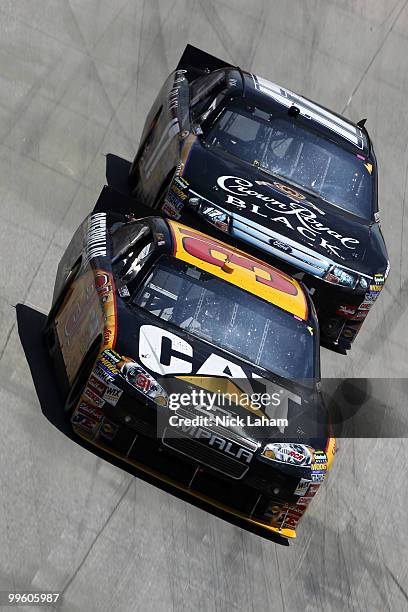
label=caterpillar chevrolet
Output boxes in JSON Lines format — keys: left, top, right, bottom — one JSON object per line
{"left": 43, "top": 188, "right": 335, "bottom": 541}
{"left": 128, "top": 44, "right": 389, "bottom": 353}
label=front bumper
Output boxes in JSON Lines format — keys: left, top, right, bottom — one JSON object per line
{"left": 71, "top": 396, "right": 305, "bottom": 539}
{"left": 74, "top": 424, "right": 297, "bottom": 539}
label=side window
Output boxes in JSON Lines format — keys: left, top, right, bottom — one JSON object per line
{"left": 217, "top": 110, "right": 260, "bottom": 142}
{"left": 110, "top": 222, "right": 155, "bottom": 286}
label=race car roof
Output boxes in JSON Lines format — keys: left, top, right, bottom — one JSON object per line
{"left": 176, "top": 44, "right": 371, "bottom": 155}
{"left": 244, "top": 73, "right": 369, "bottom": 154}
{"left": 168, "top": 221, "right": 308, "bottom": 320}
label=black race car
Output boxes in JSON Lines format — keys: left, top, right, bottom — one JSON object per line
{"left": 129, "top": 45, "right": 389, "bottom": 353}
{"left": 44, "top": 187, "right": 335, "bottom": 540}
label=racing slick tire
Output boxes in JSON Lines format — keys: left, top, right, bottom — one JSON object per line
{"left": 43, "top": 258, "right": 81, "bottom": 356}
{"left": 129, "top": 106, "right": 163, "bottom": 194}
{"left": 152, "top": 169, "right": 176, "bottom": 211}
{"left": 128, "top": 156, "right": 141, "bottom": 191}
{"left": 64, "top": 336, "right": 102, "bottom": 416}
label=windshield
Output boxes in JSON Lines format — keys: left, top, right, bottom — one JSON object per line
{"left": 132, "top": 256, "right": 316, "bottom": 381}
{"left": 205, "top": 105, "right": 374, "bottom": 219}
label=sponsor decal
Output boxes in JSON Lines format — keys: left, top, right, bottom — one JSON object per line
{"left": 77, "top": 400, "right": 103, "bottom": 420}
{"left": 162, "top": 201, "right": 181, "bottom": 219}
{"left": 103, "top": 384, "right": 123, "bottom": 406}
{"left": 350, "top": 310, "right": 368, "bottom": 321}
{"left": 311, "top": 471, "right": 326, "bottom": 482}
{"left": 359, "top": 302, "right": 372, "bottom": 310}
{"left": 102, "top": 349, "right": 121, "bottom": 365}
{"left": 83, "top": 385, "right": 105, "bottom": 408}
{"left": 364, "top": 290, "right": 381, "bottom": 303}
{"left": 88, "top": 374, "right": 107, "bottom": 397}
{"left": 168, "top": 71, "right": 186, "bottom": 114}
{"left": 119, "top": 358, "right": 168, "bottom": 407}
{"left": 137, "top": 323, "right": 299, "bottom": 427}
{"left": 99, "top": 418, "right": 119, "bottom": 441}
{"left": 162, "top": 176, "right": 190, "bottom": 220}
{"left": 271, "top": 239, "right": 292, "bottom": 253}
{"left": 263, "top": 442, "right": 313, "bottom": 466}
{"left": 305, "top": 484, "right": 321, "bottom": 496}
{"left": 281, "top": 503, "right": 307, "bottom": 528}
{"left": 336, "top": 304, "right": 356, "bottom": 318}
{"left": 312, "top": 462, "right": 327, "bottom": 471}
{"left": 313, "top": 451, "right": 327, "bottom": 464}
{"left": 297, "top": 496, "right": 313, "bottom": 506}
{"left": 200, "top": 205, "right": 230, "bottom": 232}
{"left": 216, "top": 176, "right": 359, "bottom": 259}
{"left": 369, "top": 284, "right": 383, "bottom": 292}
{"left": 374, "top": 273, "right": 385, "bottom": 284}
{"left": 71, "top": 412, "right": 100, "bottom": 434}
{"left": 164, "top": 426, "right": 254, "bottom": 464}
{"left": 272, "top": 182, "right": 306, "bottom": 201}
{"left": 134, "top": 372, "right": 152, "bottom": 391}
{"left": 95, "top": 271, "right": 117, "bottom": 350}
{"left": 294, "top": 478, "right": 310, "bottom": 496}
{"left": 94, "top": 362, "right": 116, "bottom": 384}
{"left": 85, "top": 213, "right": 107, "bottom": 262}
{"left": 118, "top": 285, "right": 130, "bottom": 298}
{"left": 98, "top": 356, "right": 119, "bottom": 375}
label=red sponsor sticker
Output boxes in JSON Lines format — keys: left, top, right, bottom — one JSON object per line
{"left": 350, "top": 310, "right": 368, "bottom": 321}
{"left": 135, "top": 373, "right": 152, "bottom": 392}
{"left": 77, "top": 400, "right": 103, "bottom": 420}
{"left": 336, "top": 304, "right": 356, "bottom": 318}
{"left": 71, "top": 412, "right": 100, "bottom": 434}
{"left": 306, "top": 484, "right": 321, "bottom": 496}
{"left": 297, "top": 496, "right": 313, "bottom": 506}
{"left": 88, "top": 374, "right": 107, "bottom": 397}
{"left": 83, "top": 385, "right": 105, "bottom": 408}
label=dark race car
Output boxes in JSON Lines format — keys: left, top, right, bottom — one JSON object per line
{"left": 128, "top": 45, "right": 389, "bottom": 354}
{"left": 44, "top": 188, "right": 335, "bottom": 541}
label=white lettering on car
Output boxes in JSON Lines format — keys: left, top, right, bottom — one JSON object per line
{"left": 217, "top": 175, "right": 359, "bottom": 257}
{"left": 137, "top": 325, "right": 303, "bottom": 431}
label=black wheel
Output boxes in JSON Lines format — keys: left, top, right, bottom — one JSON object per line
{"left": 153, "top": 169, "right": 177, "bottom": 212}
{"left": 152, "top": 183, "right": 168, "bottom": 211}
{"left": 129, "top": 107, "right": 163, "bottom": 195}
{"left": 128, "top": 156, "right": 141, "bottom": 191}
{"left": 64, "top": 336, "right": 102, "bottom": 416}
{"left": 43, "top": 259, "right": 81, "bottom": 350}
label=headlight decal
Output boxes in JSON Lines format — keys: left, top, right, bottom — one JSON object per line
{"left": 199, "top": 204, "right": 231, "bottom": 232}
{"left": 261, "top": 442, "right": 314, "bottom": 466}
{"left": 119, "top": 358, "right": 168, "bottom": 407}
{"left": 324, "top": 265, "right": 357, "bottom": 288}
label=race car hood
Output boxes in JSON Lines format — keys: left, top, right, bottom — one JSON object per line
{"left": 182, "top": 140, "right": 379, "bottom": 273}
{"left": 114, "top": 306, "right": 328, "bottom": 449}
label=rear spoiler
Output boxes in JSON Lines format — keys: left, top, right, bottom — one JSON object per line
{"left": 176, "top": 44, "right": 233, "bottom": 79}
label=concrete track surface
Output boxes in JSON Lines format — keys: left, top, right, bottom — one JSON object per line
{"left": 0, "top": 1, "right": 407, "bottom": 611}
